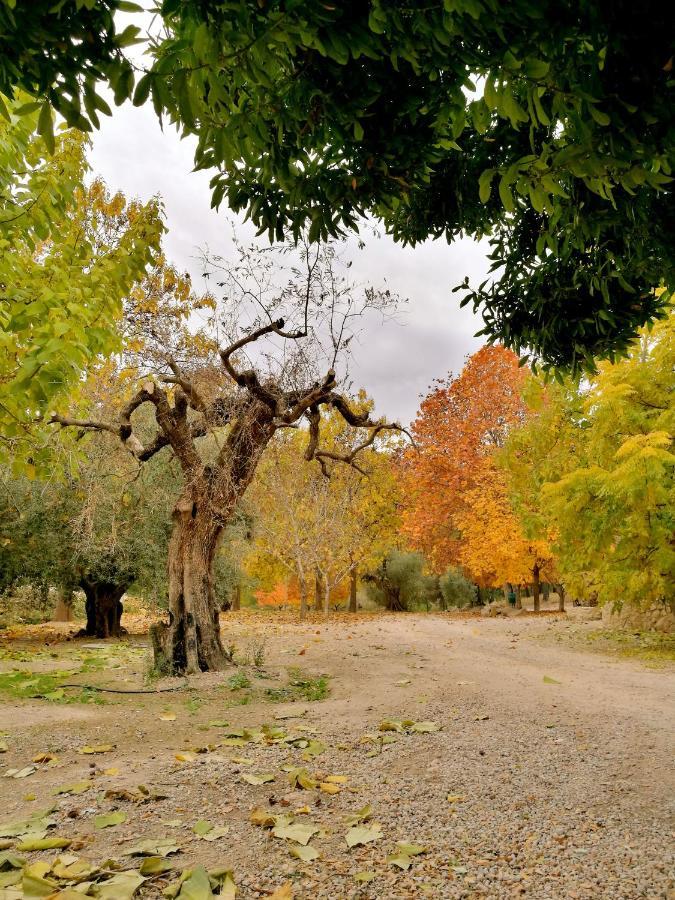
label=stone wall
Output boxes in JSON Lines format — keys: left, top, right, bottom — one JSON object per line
{"left": 601, "top": 601, "right": 675, "bottom": 634}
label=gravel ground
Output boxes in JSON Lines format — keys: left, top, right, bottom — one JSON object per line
{"left": 0, "top": 611, "right": 672, "bottom": 899}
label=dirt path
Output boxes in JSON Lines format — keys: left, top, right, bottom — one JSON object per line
{"left": 0, "top": 612, "right": 672, "bottom": 899}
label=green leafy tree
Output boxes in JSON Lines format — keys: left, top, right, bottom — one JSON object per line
{"left": 1, "top": 3, "right": 672, "bottom": 368}
{"left": 0, "top": 97, "right": 162, "bottom": 457}
{"left": 542, "top": 313, "right": 674, "bottom": 607}
{"left": 439, "top": 567, "right": 476, "bottom": 609}
{"left": 365, "top": 551, "right": 438, "bottom": 612}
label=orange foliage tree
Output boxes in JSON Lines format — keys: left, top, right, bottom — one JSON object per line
{"left": 401, "top": 345, "right": 527, "bottom": 572}
{"left": 454, "top": 460, "right": 556, "bottom": 607}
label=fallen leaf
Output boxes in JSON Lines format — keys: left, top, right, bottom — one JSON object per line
{"left": 192, "top": 820, "right": 213, "bottom": 836}
{"left": 287, "top": 768, "right": 316, "bottom": 790}
{"left": 159, "top": 712, "right": 177, "bottom": 721}
{"left": 249, "top": 808, "right": 276, "bottom": 828}
{"left": 394, "top": 679, "right": 412, "bottom": 686}
{"left": 272, "top": 821, "right": 320, "bottom": 846}
{"left": 79, "top": 744, "right": 114, "bottom": 754}
{"left": 139, "top": 856, "right": 174, "bottom": 876}
{"left": 103, "top": 768, "right": 120, "bottom": 776}
{"left": 345, "top": 804, "right": 372, "bottom": 826}
{"left": 15, "top": 836, "right": 71, "bottom": 851}
{"left": 201, "top": 825, "right": 229, "bottom": 842}
{"left": 3, "top": 766, "right": 36, "bottom": 779}
{"left": 354, "top": 870, "right": 376, "bottom": 883}
{"left": 240, "top": 772, "right": 275, "bottom": 786}
{"left": 345, "top": 823, "right": 382, "bottom": 848}
{"left": 96, "top": 871, "right": 144, "bottom": 900}
{"left": 446, "top": 794, "right": 465, "bottom": 803}
{"left": 325, "top": 774, "right": 348, "bottom": 784}
{"left": 125, "top": 837, "right": 180, "bottom": 857}
{"left": 95, "top": 811, "right": 127, "bottom": 829}
{"left": 289, "top": 844, "right": 320, "bottom": 862}
{"left": 318, "top": 782, "right": 340, "bottom": 794}
{"left": 176, "top": 864, "right": 214, "bottom": 899}
{"left": 543, "top": 675, "right": 561, "bottom": 684}
{"left": 174, "top": 752, "right": 197, "bottom": 763}
{"left": 269, "top": 884, "right": 293, "bottom": 899}
{"left": 410, "top": 721, "right": 440, "bottom": 733}
{"left": 0, "top": 742, "right": 7, "bottom": 753}
{"left": 31, "top": 753, "right": 57, "bottom": 764}
{"left": 53, "top": 781, "right": 92, "bottom": 796}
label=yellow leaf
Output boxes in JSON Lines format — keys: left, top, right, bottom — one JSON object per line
{"left": 80, "top": 744, "right": 114, "bottom": 754}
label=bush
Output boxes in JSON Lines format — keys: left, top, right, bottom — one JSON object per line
{"left": 439, "top": 568, "right": 476, "bottom": 608}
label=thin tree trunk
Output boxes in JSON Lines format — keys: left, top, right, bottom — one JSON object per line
{"left": 515, "top": 585, "right": 522, "bottom": 609}
{"left": 297, "top": 564, "right": 308, "bottom": 620}
{"left": 314, "top": 568, "right": 322, "bottom": 612}
{"left": 349, "top": 567, "right": 358, "bottom": 612}
{"left": 323, "top": 571, "right": 330, "bottom": 615}
{"left": 232, "top": 583, "right": 241, "bottom": 611}
{"left": 557, "top": 582, "right": 566, "bottom": 612}
{"left": 532, "top": 563, "right": 541, "bottom": 612}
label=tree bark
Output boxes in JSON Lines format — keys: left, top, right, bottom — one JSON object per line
{"left": 557, "top": 582, "right": 566, "bottom": 612}
{"left": 314, "top": 568, "right": 322, "bottom": 612}
{"left": 232, "top": 583, "right": 241, "bottom": 611}
{"left": 79, "top": 580, "right": 127, "bottom": 638}
{"left": 53, "top": 587, "right": 74, "bottom": 622}
{"left": 349, "top": 567, "right": 358, "bottom": 612}
{"left": 532, "top": 563, "right": 541, "bottom": 612}
{"left": 297, "top": 567, "right": 308, "bottom": 620}
{"left": 515, "top": 585, "right": 522, "bottom": 609}
{"left": 323, "top": 571, "right": 330, "bottom": 615}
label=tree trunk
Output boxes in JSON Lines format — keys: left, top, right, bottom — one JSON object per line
{"left": 297, "top": 568, "right": 308, "bottom": 620}
{"left": 557, "top": 582, "right": 566, "bottom": 612}
{"left": 53, "top": 586, "right": 74, "bottom": 622}
{"left": 543, "top": 582, "right": 550, "bottom": 604}
{"left": 515, "top": 584, "right": 522, "bottom": 609}
{"left": 79, "top": 580, "right": 127, "bottom": 638}
{"left": 323, "top": 571, "right": 330, "bottom": 615}
{"left": 232, "top": 583, "right": 241, "bottom": 611}
{"left": 532, "top": 563, "right": 541, "bottom": 612}
{"left": 151, "top": 500, "right": 225, "bottom": 675}
{"left": 314, "top": 569, "right": 322, "bottom": 612}
{"left": 349, "top": 567, "right": 358, "bottom": 612}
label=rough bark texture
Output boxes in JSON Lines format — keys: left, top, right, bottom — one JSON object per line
{"left": 53, "top": 587, "right": 74, "bottom": 622}
{"left": 79, "top": 580, "right": 127, "bottom": 638}
{"left": 349, "top": 567, "right": 358, "bottom": 612}
{"left": 232, "top": 584, "right": 241, "bottom": 611}
{"left": 151, "top": 404, "right": 275, "bottom": 674}
{"left": 515, "top": 585, "right": 522, "bottom": 610}
{"left": 314, "top": 569, "right": 322, "bottom": 612}
{"left": 557, "top": 582, "right": 566, "bottom": 612}
{"left": 532, "top": 564, "right": 541, "bottom": 612}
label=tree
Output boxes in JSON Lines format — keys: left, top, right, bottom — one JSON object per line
{"left": 401, "top": 345, "right": 527, "bottom": 570}
{"left": 454, "top": 459, "right": 556, "bottom": 607}
{"left": 0, "top": 431, "right": 177, "bottom": 637}
{"left": 245, "top": 399, "right": 402, "bottom": 616}
{"left": 0, "top": 99, "right": 162, "bottom": 455}
{"left": 364, "top": 551, "right": 438, "bottom": 612}
{"left": 541, "top": 314, "right": 674, "bottom": 607}
{"left": 439, "top": 567, "right": 476, "bottom": 609}
{"left": 2, "top": 4, "right": 673, "bottom": 368}
{"left": 51, "top": 240, "right": 405, "bottom": 673}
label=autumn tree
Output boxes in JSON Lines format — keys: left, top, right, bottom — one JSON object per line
{"left": 51, "top": 240, "right": 404, "bottom": 673}
{"left": 402, "top": 345, "right": 527, "bottom": 571}
{"left": 246, "top": 399, "right": 402, "bottom": 616}
{"left": 454, "top": 459, "right": 556, "bottom": 609}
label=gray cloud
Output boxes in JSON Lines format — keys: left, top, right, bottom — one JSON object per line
{"left": 89, "top": 103, "right": 488, "bottom": 425}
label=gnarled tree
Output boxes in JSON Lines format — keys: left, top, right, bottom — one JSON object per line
{"left": 52, "top": 240, "right": 403, "bottom": 673}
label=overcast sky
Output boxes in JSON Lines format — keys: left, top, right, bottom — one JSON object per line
{"left": 88, "top": 102, "right": 489, "bottom": 426}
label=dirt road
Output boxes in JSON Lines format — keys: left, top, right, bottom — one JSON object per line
{"left": 0, "top": 611, "right": 672, "bottom": 899}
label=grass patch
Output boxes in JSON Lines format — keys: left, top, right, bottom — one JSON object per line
{"left": 227, "top": 672, "right": 251, "bottom": 691}
{"left": 582, "top": 629, "right": 675, "bottom": 665}
{"left": 0, "top": 670, "right": 106, "bottom": 704}
{"left": 266, "top": 667, "right": 330, "bottom": 703}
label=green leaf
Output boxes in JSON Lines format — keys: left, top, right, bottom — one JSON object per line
{"left": 588, "top": 104, "right": 611, "bottom": 126}
{"left": 498, "top": 177, "right": 515, "bottom": 212}
{"left": 192, "top": 820, "right": 213, "bottom": 836}
{"left": 543, "top": 675, "right": 561, "bottom": 684}
{"left": 37, "top": 102, "right": 54, "bottom": 154}
{"left": 139, "top": 856, "right": 174, "bottom": 876}
{"left": 176, "top": 865, "right": 214, "bottom": 899}
{"left": 133, "top": 73, "right": 153, "bottom": 107}
{"left": 478, "top": 168, "right": 495, "bottom": 203}
{"left": 95, "top": 811, "right": 127, "bottom": 829}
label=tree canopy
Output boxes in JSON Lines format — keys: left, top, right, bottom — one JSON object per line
{"left": 1, "top": 1, "right": 673, "bottom": 370}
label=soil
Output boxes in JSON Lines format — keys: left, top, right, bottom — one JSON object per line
{"left": 0, "top": 610, "right": 672, "bottom": 899}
